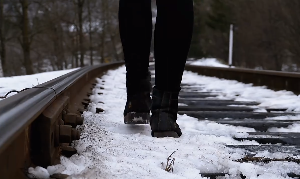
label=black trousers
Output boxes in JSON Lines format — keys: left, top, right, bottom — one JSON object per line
{"left": 119, "top": 0, "right": 194, "bottom": 94}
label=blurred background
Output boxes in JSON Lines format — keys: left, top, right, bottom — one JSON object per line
{"left": 0, "top": 0, "right": 299, "bottom": 77}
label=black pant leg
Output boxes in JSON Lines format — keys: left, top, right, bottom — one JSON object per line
{"left": 154, "top": 0, "right": 194, "bottom": 91}
{"left": 119, "top": 0, "right": 152, "bottom": 95}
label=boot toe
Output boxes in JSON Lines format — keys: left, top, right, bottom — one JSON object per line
{"left": 150, "top": 111, "right": 182, "bottom": 138}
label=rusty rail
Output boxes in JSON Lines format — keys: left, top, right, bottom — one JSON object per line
{"left": 0, "top": 62, "right": 124, "bottom": 178}
{"left": 185, "top": 65, "right": 300, "bottom": 94}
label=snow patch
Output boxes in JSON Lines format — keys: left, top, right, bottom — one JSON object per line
{"left": 189, "top": 58, "right": 230, "bottom": 68}
{"left": 0, "top": 68, "right": 78, "bottom": 99}
{"left": 28, "top": 167, "right": 50, "bottom": 179}
{"left": 182, "top": 70, "right": 300, "bottom": 112}
{"left": 268, "top": 123, "right": 300, "bottom": 132}
{"left": 132, "top": 117, "right": 144, "bottom": 122}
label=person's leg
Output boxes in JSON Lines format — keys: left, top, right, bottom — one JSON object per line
{"left": 119, "top": 0, "right": 153, "bottom": 124}
{"left": 151, "top": 0, "right": 194, "bottom": 137}
{"left": 154, "top": 0, "right": 194, "bottom": 91}
{"left": 119, "top": 0, "right": 152, "bottom": 93}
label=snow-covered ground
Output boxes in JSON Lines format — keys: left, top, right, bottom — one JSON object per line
{"left": 2, "top": 66, "right": 300, "bottom": 178}
{"left": 25, "top": 66, "right": 300, "bottom": 179}
{"left": 0, "top": 68, "right": 77, "bottom": 99}
{"left": 188, "top": 58, "right": 230, "bottom": 68}
{"left": 182, "top": 71, "right": 300, "bottom": 112}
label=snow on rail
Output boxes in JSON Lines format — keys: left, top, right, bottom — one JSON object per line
{"left": 188, "top": 58, "right": 230, "bottom": 68}
{"left": 0, "top": 69, "right": 77, "bottom": 99}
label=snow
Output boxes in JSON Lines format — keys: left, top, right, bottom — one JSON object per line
{"left": 181, "top": 71, "right": 300, "bottom": 112}
{"left": 132, "top": 117, "right": 144, "bottom": 122}
{"left": 266, "top": 115, "right": 300, "bottom": 121}
{"left": 178, "top": 103, "right": 188, "bottom": 106}
{"left": 0, "top": 68, "right": 77, "bottom": 99}
{"left": 0, "top": 65, "right": 298, "bottom": 178}
{"left": 188, "top": 58, "right": 230, "bottom": 68}
{"left": 268, "top": 123, "right": 300, "bottom": 132}
{"left": 24, "top": 66, "right": 300, "bottom": 178}
{"left": 27, "top": 167, "right": 50, "bottom": 179}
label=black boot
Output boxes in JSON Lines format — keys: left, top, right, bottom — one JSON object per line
{"left": 124, "top": 72, "right": 152, "bottom": 124}
{"left": 150, "top": 87, "right": 182, "bottom": 138}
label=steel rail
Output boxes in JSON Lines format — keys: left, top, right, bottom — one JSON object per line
{"left": 181, "top": 64, "right": 300, "bottom": 178}
{"left": 0, "top": 62, "right": 124, "bottom": 178}
{"left": 0, "top": 69, "right": 80, "bottom": 155}
{"left": 185, "top": 65, "right": 300, "bottom": 94}
{"left": 0, "top": 62, "right": 124, "bottom": 149}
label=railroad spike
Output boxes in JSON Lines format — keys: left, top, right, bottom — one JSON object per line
{"left": 78, "top": 108, "right": 85, "bottom": 114}
{"left": 63, "top": 113, "right": 84, "bottom": 127}
{"left": 59, "top": 125, "right": 80, "bottom": 143}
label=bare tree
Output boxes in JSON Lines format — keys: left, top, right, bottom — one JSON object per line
{"left": 87, "top": 0, "right": 94, "bottom": 65}
{"left": 0, "top": 0, "right": 6, "bottom": 76}
{"left": 74, "top": 0, "right": 85, "bottom": 67}
{"left": 19, "top": 0, "right": 33, "bottom": 74}
{"left": 0, "top": 0, "right": 122, "bottom": 76}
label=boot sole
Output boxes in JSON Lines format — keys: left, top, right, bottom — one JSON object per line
{"left": 124, "top": 112, "right": 150, "bottom": 124}
{"left": 152, "top": 131, "right": 179, "bottom": 138}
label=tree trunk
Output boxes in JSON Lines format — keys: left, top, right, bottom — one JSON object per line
{"left": 75, "top": 50, "right": 79, "bottom": 67}
{"left": 53, "top": 25, "right": 66, "bottom": 70}
{"left": 72, "top": 26, "right": 79, "bottom": 68}
{"left": 108, "top": 19, "right": 119, "bottom": 61}
{"left": 20, "top": 0, "right": 33, "bottom": 75}
{"left": 110, "top": 33, "right": 119, "bottom": 61}
{"left": 53, "top": 27, "right": 61, "bottom": 70}
{"left": 78, "top": 0, "right": 85, "bottom": 67}
{"left": 100, "top": 30, "right": 105, "bottom": 63}
{"left": 59, "top": 29, "right": 66, "bottom": 69}
{"left": 88, "top": 0, "right": 93, "bottom": 65}
{"left": 100, "top": 0, "right": 106, "bottom": 63}
{"left": 0, "top": 0, "right": 7, "bottom": 76}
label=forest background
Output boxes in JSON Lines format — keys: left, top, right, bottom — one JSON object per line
{"left": 0, "top": 0, "right": 299, "bottom": 77}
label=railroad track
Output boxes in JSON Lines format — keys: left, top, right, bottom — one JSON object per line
{"left": 175, "top": 82, "right": 300, "bottom": 178}
{"left": 154, "top": 65, "right": 300, "bottom": 178}
{"left": 1, "top": 62, "right": 300, "bottom": 178}
{"left": 0, "top": 62, "right": 124, "bottom": 178}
